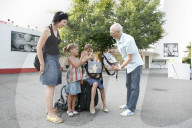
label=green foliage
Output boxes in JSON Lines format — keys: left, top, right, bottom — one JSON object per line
{"left": 183, "top": 42, "right": 191, "bottom": 65}
{"left": 116, "top": 0, "right": 165, "bottom": 49}
{"left": 59, "top": 0, "right": 116, "bottom": 54}
{"left": 59, "top": 0, "right": 165, "bottom": 55}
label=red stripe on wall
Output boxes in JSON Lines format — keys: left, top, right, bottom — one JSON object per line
{"left": 0, "top": 21, "right": 7, "bottom": 24}
{"left": 0, "top": 67, "right": 64, "bottom": 74}
{"left": 0, "top": 68, "right": 38, "bottom": 74}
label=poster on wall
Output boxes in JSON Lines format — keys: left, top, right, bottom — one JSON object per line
{"left": 164, "top": 43, "right": 179, "bottom": 57}
{"left": 11, "top": 31, "right": 40, "bottom": 53}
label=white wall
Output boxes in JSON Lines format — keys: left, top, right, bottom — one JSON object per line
{"left": 59, "top": 56, "right": 68, "bottom": 70}
{"left": 153, "top": 0, "right": 192, "bottom": 64}
{"left": 0, "top": 23, "right": 41, "bottom": 69}
{"left": 169, "top": 63, "right": 190, "bottom": 80}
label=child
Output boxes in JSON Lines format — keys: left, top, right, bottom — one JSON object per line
{"left": 64, "top": 43, "right": 86, "bottom": 117}
{"left": 83, "top": 44, "right": 109, "bottom": 114}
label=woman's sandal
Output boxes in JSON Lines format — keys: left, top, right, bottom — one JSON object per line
{"left": 46, "top": 115, "right": 64, "bottom": 123}
{"left": 46, "top": 108, "right": 58, "bottom": 114}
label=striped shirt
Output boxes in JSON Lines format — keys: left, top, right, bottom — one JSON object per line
{"left": 66, "top": 57, "right": 82, "bottom": 82}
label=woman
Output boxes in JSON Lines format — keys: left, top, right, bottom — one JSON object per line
{"left": 37, "top": 11, "right": 68, "bottom": 123}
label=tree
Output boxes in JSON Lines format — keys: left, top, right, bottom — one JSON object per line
{"left": 59, "top": 0, "right": 90, "bottom": 53}
{"left": 116, "top": 0, "right": 165, "bottom": 49}
{"left": 59, "top": 0, "right": 165, "bottom": 55}
{"left": 183, "top": 42, "right": 191, "bottom": 66}
{"left": 59, "top": 0, "right": 116, "bottom": 54}
{"left": 88, "top": 0, "right": 116, "bottom": 53}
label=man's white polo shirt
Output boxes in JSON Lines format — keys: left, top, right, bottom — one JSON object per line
{"left": 116, "top": 33, "right": 143, "bottom": 73}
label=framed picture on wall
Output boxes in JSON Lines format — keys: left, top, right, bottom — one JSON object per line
{"left": 164, "top": 43, "right": 179, "bottom": 57}
{"left": 11, "top": 31, "right": 40, "bottom": 53}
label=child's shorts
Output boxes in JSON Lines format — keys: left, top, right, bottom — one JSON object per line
{"left": 86, "top": 78, "right": 104, "bottom": 89}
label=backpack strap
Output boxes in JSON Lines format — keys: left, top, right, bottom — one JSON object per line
{"left": 101, "top": 55, "right": 115, "bottom": 76}
{"left": 102, "top": 54, "right": 113, "bottom": 65}
{"left": 58, "top": 85, "right": 65, "bottom": 103}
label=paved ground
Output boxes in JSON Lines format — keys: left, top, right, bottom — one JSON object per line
{"left": 0, "top": 69, "right": 192, "bottom": 128}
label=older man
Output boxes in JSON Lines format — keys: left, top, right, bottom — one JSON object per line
{"left": 110, "top": 23, "right": 143, "bottom": 116}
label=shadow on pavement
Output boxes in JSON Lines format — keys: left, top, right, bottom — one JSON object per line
{"left": 0, "top": 74, "right": 20, "bottom": 128}
{"left": 141, "top": 69, "right": 192, "bottom": 127}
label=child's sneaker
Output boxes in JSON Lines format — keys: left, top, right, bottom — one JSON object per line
{"left": 72, "top": 110, "right": 78, "bottom": 115}
{"left": 120, "top": 109, "right": 134, "bottom": 117}
{"left": 67, "top": 111, "right": 74, "bottom": 117}
{"left": 119, "top": 104, "right": 128, "bottom": 109}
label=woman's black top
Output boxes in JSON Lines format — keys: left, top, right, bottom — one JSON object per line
{"left": 43, "top": 24, "right": 61, "bottom": 55}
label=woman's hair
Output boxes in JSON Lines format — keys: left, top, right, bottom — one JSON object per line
{"left": 84, "top": 44, "right": 93, "bottom": 50}
{"left": 52, "top": 11, "right": 68, "bottom": 25}
{"left": 67, "top": 43, "right": 78, "bottom": 53}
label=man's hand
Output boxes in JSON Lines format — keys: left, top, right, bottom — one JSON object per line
{"left": 108, "top": 49, "right": 114, "bottom": 53}
{"left": 112, "top": 65, "right": 121, "bottom": 71}
{"left": 108, "top": 48, "right": 117, "bottom": 55}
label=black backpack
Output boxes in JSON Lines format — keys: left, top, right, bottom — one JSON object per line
{"left": 76, "top": 79, "right": 98, "bottom": 111}
{"left": 54, "top": 85, "right": 68, "bottom": 116}
{"left": 55, "top": 82, "right": 99, "bottom": 113}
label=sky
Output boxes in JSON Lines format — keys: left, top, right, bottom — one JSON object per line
{"left": 0, "top": 0, "right": 165, "bottom": 31}
{"left": 0, "top": 0, "right": 71, "bottom": 31}
{"left": 0, "top": 0, "right": 191, "bottom": 58}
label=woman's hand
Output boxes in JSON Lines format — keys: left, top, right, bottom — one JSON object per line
{"left": 40, "top": 63, "right": 45, "bottom": 75}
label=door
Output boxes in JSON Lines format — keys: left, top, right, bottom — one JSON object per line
{"left": 145, "top": 56, "right": 149, "bottom": 69}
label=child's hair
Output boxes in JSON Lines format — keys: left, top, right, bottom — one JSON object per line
{"left": 67, "top": 43, "right": 78, "bottom": 53}
{"left": 84, "top": 44, "right": 93, "bottom": 50}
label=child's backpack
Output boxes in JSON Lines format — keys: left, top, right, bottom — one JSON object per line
{"left": 102, "top": 52, "right": 120, "bottom": 79}
{"left": 84, "top": 58, "right": 103, "bottom": 83}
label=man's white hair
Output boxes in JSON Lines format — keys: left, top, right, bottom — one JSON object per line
{"left": 111, "top": 23, "right": 123, "bottom": 33}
